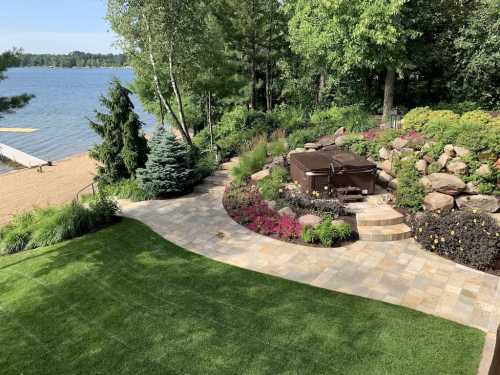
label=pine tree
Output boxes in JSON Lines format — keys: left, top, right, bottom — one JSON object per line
{"left": 89, "top": 79, "right": 148, "bottom": 184}
{"left": 137, "top": 127, "right": 193, "bottom": 197}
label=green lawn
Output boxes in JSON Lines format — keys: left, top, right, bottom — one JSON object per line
{"left": 0, "top": 219, "right": 484, "bottom": 375}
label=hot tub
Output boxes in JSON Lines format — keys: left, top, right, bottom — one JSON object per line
{"left": 289, "top": 150, "right": 377, "bottom": 195}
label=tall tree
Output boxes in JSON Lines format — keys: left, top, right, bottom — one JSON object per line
{"left": 0, "top": 50, "right": 34, "bottom": 116}
{"left": 89, "top": 79, "right": 148, "bottom": 184}
{"left": 287, "top": 0, "right": 420, "bottom": 121}
{"left": 108, "top": 0, "right": 211, "bottom": 145}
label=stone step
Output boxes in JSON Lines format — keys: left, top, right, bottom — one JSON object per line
{"left": 356, "top": 207, "right": 405, "bottom": 227}
{"left": 357, "top": 223, "right": 412, "bottom": 242}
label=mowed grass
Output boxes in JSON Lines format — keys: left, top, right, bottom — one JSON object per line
{"left": 0, "top": 219, "right": 484, "bottom": 375}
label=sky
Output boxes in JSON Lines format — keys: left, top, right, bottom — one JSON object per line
{"left": 0, "top": 0, "right": 119, "bottom": 54}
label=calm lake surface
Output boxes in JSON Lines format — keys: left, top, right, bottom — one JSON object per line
{"left": 0, "top": 67, "right": 157, "bottom": 174}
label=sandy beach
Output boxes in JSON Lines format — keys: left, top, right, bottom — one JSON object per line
{"left": 0, "top": 153, "right": 97, "bottom": 226}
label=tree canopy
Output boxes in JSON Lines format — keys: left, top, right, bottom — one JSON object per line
{"left": 0, "top": 50, "right": 34, "bottom": 116}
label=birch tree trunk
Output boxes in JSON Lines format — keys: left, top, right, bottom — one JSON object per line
{"left": 382, "top": 67, "right": 395, "bottom": 124}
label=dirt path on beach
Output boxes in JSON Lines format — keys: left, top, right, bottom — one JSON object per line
{"left": 0, "top": 153, "right": 97, "bottom": 226}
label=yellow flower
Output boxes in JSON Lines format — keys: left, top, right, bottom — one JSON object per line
{"left": 450, "top": 230, "right": 455, "bottom": 236}
{"left": 419, "top": 228, "right": 423, "bottom": 233}
{"left": 440, "top": 237, "right": 445, "bottom": 243}
{"left": 434, "top": 239, "right": 439, "bottom": 244}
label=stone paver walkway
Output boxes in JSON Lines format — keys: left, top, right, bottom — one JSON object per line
{"left": 121, "top": 167, "right": 499, "bottom": 374}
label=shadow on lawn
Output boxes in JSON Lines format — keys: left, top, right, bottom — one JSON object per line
{"left": 0, "top": 219, "right": 484, "bottom": 375}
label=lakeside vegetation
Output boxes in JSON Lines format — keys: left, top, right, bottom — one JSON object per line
{"left": 14, "top": 51, "right": 127, "bottom": 68}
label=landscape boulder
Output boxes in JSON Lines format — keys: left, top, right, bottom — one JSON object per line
{"left": 420, "top": 176, "right": 433, "bottom": 193}
{"left": 334, "top": 127, "right": 347, "bottom": 137}
{"left": 335, "top": 135, "right": 348, "bottom": 146}
{"left": 415, "top": 159, "right": 428, "bottom": 174}
{"left": 476, "top": 164, "right": 492, "bottom": 177}
{"left": 437, "top": 153, "right": 450, "bottom": 168}
{"left": 446, "top": 160, "right": 468, "bottom": 175}
{"left": 318, "top": 136, "right": 336, "bottom": 147}
{"left": 444, "top": 144, "right": 456, "bottom": 157}
{"left": 454, "top": 146, "right": 471, "bottom": 158}
{"left": 464, "top": 182, "right": 480, "bottom": 195}
{"left": 379, "top": 147, "right": 391, "bottom": 160}
{"left": 423, "top": 192, "right": 455, "bottom": 211}
{"left": 392, "top": 137, "right": 409, "bottom": 150}
{"left": 377, "top": 170, "right": 393, "bottom": 186}
{"left": 456, "top": 195, "right": 499, "bottom": 213}
{"left": 406, "top": 134, "right": 426, "bottom": 149}
{"left": 427, "top": 173, "right": 466, "bottom": 195}
{"left": 381, "top": 160, "right": 396, "bottom": 177}
{"left": 278, "top": 207, "right": 296, "bottom": 218}
{"left": 298, "top": 214, "right": 322, "bottom": 228}
{"left": 423, "top": 155, "right": 434, "bottom": 164}
{"left": 251, "top": 169, "right": 270, "bottom": 182}
{"left": 388, "top": 178, "right": 399, "bottom": 190}
{"left": 264, "top": 156, "right": 286, "bottom": 170}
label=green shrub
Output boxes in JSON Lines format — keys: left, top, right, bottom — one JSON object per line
{"left": 232, "top": 143, "right": 268, "bottom": 185}
{"left": 258, "top": 167, "right": 289, "bottom": 200}
{"left": 272, "top": 105, "right": 305, "bottom": 133}
{"left": 311, "top": 105, "right": 375, "bottom": 133}
{"left": 460, "top": 110, "right": 492, "bottom": 126}
{"left": 410, "top": 210, "right": 500, "bottom": 270}
{"left": 287, "top": 128, "right": 322, "bottom": 149}
{"left": 395, "top": 157, "right": 426, "bottom": 213}
{"left": 301, "top": 225, "right": 317, "bottom": 244}
{"left": 0, "top": 197, "right": 119, "bottom": 255}
{"left": 100, "top": 179, "right": 149, "bottom": 202}
{"left": 193, "top": 152, "right": 219, "bottom": 184}
{"left": 315, "top": 219, "right": 336, "bottom": 247}
{"left": 433, "top": 101, "right": 480, "bottom": 114}
{"left": 403, "top": 107, "right": 432, "bottom": 130}
{"left": 267, "top": 140, "right": 288, "bottom": 157}
{"left": 332, "top": 222, "right": 352, "bottom": 240}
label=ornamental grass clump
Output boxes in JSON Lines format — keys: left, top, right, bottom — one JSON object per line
{"left": 410, "top": 210, "right": 500, "bottom": 270}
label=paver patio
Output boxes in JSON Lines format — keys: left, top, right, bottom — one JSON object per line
{"left": 121, "top": 165, "right": 500, "bottom": 374}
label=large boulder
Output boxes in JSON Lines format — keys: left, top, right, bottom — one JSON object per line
{"left": 278, "top": 206, "right": 297, "bottom": 218}
{"left": 298, "top": 214, "right": 322, "bottom": 228}
{"left": 476, "top": 164, "right": 492, "bottom": 177}
{"left": 335, "top": 135, "right": 348, "bottom": 146}
{"left": 406, "top": 134, "right": 426, "bottom": 149}
{"left": 377, "top": 170, "right": 393, "bottom": 186}
{"left": 427, "top": 173, "right": 466, "bottom": 195}
{"left": 456, "top": 195, "right": 499, "bottom": 213}
{"left": 287, "top": 148, "right": 306, "bottom": 158}
{"left": 446, "top": 160, "right": 468, "bottom": 175}
{"left": 454, "top": 146, "right": 471, "bottom": 158}
{"left": 381, "top": 160, "right": 396, "bottom": 177}
{"left": 379, "top": 147, "right": 391, "bottom": 160}
{"left": 423, "top": 192, "right": 455, "bottom": 211}
{"left": 318, "top": 136, "right": 336, "bottom": 147}
{"left": 392, "top": 137, "right": 409, "bottom": 150}
{"left": 251, "top": 169, "right": 270, "bottom": 182}
{"left": 464, "top": 182, "right": 480, "bottom": 195}
{"left": 415, "top": 159, "right": 428, "bottom": 174}
{"left": 388, "top": 178, "right": 399, "bottom": 190}
{"left": 437, "top": 153, "right": 450, "bottom": 168}
{"left": 420, "top": 176, "right": 433, "bottom": 193}
{"left": 443, "top": 144, "right": 456, "bottom": 157}
{"left": 334, "top": 127, "right": 347, "bottom": 137}
{"left": 423, "top": 154, "right": 434, "bottom": 164}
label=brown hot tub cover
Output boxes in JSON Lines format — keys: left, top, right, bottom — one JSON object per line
{"left": 289, "top": 150, "right": 377, "bottom": 195}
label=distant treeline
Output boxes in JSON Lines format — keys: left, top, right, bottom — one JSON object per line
{"left": 14, "top": 51, "right": 128, "bottom": 68}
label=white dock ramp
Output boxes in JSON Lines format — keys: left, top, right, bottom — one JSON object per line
{"left": 0, "top": 143, "right": 48, "bottom": 168}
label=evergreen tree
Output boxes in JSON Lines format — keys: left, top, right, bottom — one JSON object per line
{"left": 89, "top": 79, "right": 148, "bottom": 184}
{"left": 0, "top": 50, "right": 34, "bottom": 116}
{"left": 137, "top": 127, "right": 193, "bottom": 197}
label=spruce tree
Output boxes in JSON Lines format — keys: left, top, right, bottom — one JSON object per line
{"left": 137, "top": 127, "right": 193, "bottom": 197}
{"left": 89, "top": 79, "right": 148, "bottom": 184}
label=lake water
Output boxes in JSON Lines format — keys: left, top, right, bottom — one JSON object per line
{"left": 0, "top": 67, "right": 158, "bottom": 174}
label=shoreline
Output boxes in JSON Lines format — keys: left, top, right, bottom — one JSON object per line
{"left": 0, "top": 152, "right": 97, "bottom": 226}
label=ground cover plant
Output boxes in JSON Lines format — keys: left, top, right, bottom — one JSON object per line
{"left": 0, "top": 218, "right": 485, "bottom": 374}
{"left": 411, "top": 210, "right": 500, "bottom": 271}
